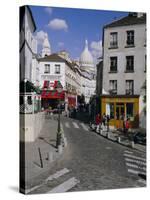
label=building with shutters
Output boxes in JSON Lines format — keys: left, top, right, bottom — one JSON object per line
{"left": 101, "top": 12, "right": 146, "bottom": 129}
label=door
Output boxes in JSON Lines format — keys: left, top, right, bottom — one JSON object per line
{"left": 115, "top": 103, "right": 125, "bottom": 128}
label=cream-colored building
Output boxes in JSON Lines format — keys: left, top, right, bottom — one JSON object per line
{"left": 101, "top": 12, "right": 146, "bottom": 129}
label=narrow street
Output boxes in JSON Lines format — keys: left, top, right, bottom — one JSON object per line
{"left": 29, "top": 112, "right": 146, "bottom": 194}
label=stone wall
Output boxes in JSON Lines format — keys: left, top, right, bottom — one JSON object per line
{"left": 20, "top": 112, "right": 45, "bottom": 142}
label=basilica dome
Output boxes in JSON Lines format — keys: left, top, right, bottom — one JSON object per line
{"left": 80, "top": 40, "right": 94, "bottom": 66}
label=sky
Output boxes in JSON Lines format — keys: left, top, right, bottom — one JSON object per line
{"left": 30, "top": 5, "right": 128, "bottom": 62}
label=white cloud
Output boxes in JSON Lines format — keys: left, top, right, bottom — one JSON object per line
{"left": 45, "top": 7, "right": 53, "bottom": 15}
{"left": 58, "top": 42, "right": 64, "bottom": 47}
{"left": 35, "top": 30, "right": 46, "bottom": 45}
{"left": 48, "top": 18, "right": 68, "bottom": 31}
{"left": 90, "top": 40, "right": 102, "bottom": 59}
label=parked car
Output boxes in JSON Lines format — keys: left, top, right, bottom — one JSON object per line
{"left": 133, "top": 132, "right": 146, "bottom": 145}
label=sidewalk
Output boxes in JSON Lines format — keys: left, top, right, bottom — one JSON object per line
{"left": 20, "top": 114, "right": 67, "bottom": 193}
{"left": 95, "top": 127, "right": 146, "bottom": 153}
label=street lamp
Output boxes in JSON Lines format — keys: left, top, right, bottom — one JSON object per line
{"left": 56, "top": 86, "right": 63, "bottom": 149}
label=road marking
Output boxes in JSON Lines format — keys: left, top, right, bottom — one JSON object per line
{"left": 125, "top": 158, "right": 146, "bottom": 166}
{"left": 80, "top": 123, "right": 89, "bottom": 131}
{"left": 124, "top": 150, "right": 133, "bottom": 154}
{"left": 124, "top": 154, "right": 146, "bottom": 161}
{"left": 22, "top": 168, "right": 70, "bottom": 194}
{"left": 65, "top": 122, "right": 70, "bottom": 128}
{"left": 46, "top": 168, "right": 70, "bottom": 181}
{"left": 128, "top": 169, "right": 146, "bottom": 176}
{"left": 47, "top": 177, "right": 79, "bottom": 193}
{"left": 126, "top": 163, "right": 146, "bottom": 171}
{"left": 72, "top": 122, "right": 79, "bottom": 129}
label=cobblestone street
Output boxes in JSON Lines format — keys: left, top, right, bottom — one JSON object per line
{"left": 29, "top": 113, "right": 146, "bottom": 194}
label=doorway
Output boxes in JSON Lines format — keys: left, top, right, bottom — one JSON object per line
{"left": 115, "top": 103, "right": 125, "bottom": 128}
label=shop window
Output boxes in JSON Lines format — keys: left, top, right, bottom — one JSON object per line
{"left": 126, "top": 103, "right": 134, "bottom": 118}
{"left": 27, "top": 96, "right": 32, "bottom": 105}
{"left": 106, "top": 103, "right": 115, "bottom": 119}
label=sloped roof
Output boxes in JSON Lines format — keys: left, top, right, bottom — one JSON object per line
{"left": 104, "top": 14, "right": 146, "bottom": 29}
{"left": 39, "top": 53, "right": 76, "bottom": 72}
{"left": 38, "top": 53, "right": 66, "bottom": 62}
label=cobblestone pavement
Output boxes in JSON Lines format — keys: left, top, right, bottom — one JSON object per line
{"left": 29, "top": 114, "right": 146, "bottom": 194}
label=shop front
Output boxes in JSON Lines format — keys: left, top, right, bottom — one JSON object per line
{"left": 101, "top": 95, "right": 139, "bottom": 129}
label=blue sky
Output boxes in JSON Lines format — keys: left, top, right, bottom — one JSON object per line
{"left": 30, "top": 5, "right": 128, "bottom": 61}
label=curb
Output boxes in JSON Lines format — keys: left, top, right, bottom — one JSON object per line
{"left": 95, "top": 129, "right": 146, "bottom": 152}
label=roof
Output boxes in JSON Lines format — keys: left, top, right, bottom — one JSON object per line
{"left": 38, "top": 53, "right": 66, "bottom": 62}
{"left": 104, "top": 13, "right": 146, "bottom": 29}
{"left": 39, "top": 53, "right": 76, "bottom": 72}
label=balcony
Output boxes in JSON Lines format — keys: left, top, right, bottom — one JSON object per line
{"left": 109, "top": 66, "right": 117, "bottom": 73}
{"left": 125, "top": 40, "right": 135, "bottom": 48}
{"left": 126, "top": 89, "right": 134, "bottom": 95}
{"left": 109, "top": 89, "right": 117, "bottom": 95}
{"left": 109, "top": 42, "right": 118, "bottom": 49}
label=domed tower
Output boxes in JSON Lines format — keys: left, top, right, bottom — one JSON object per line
{"left": 79, "top": 40, "right": 94, "bottom": 72}
{"left": 42, "top": 33, "right": 51, "bottom": 57}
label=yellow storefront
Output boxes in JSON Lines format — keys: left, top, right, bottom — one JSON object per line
{"left": 101, "top": 95, "right": 139, "bottom": 129}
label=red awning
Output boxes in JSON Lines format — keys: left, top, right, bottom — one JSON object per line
{"left": 41, "top": 90, "right": 65, "bottom": 99}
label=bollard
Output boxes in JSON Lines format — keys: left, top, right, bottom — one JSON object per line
{"left": 63, "top": 137, "right": 67, "bottom": 147}
{"left": 38, "top": 147, "right": 43, "bottom": 168}
{"left": 118, "top": 137, "right": 121, "bottom": 143}
{"left": 131, "top": 141, "right": 135, "bottom": 148}
{"left": 58, "top": 145, "right": 63, "bottom": 154}
{"left": 48, "top": 152, "right": 54, "bottom": 162}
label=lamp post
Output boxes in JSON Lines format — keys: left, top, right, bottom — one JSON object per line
{"left": 56, "top": 86, "right": 63, "bottom": 149}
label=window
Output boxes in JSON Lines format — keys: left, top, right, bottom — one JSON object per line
{"left": 126, "top": 80, "right": 134, "bottom": 95}
{"left": 126, "top": 56, "right": 134, "bottom": 72}
{"left": 55, "top": 64, "right": 60, "bottom": 74}
{"left": 109, "top": 80, "right": 117, "bottom": 94}
{"left": 110, "top": 57, "right": 117, "bottom": 72}
{"left": 44, "top": 64, "right": 50, "bottom": 73}
{"left": 106, "top": 103, "right": 115, "bottom": 119}
{"left": 126, "top": 103, "right": 134, "bottom": 118}
{"left": 126, "top": 30, "right": 134, "bottom": 46}
{"left": 110, "top": 32, "right": 118, "bottom": 48}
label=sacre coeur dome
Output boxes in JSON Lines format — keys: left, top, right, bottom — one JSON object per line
{"left": 80, "top": 40, "right": 94, "bottom": 65}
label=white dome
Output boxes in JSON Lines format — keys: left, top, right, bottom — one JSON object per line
{"left": 80, "top": 40, "right": 93, "bottom": 65}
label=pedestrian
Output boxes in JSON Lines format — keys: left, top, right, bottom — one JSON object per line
{"left": 125, "top": 118, "right": 130, "bottom": 133}
{"left": 96, "top": 113, "right": 101, "bottom": 133}
{"left": 102, "top": 113, "right": 106, "bottom": 128}
{"left": 106, "top": 114, "right": 110, "bottom": 132}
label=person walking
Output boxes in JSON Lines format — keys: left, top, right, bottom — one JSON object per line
{"left": 102, "top": 113, "right": 106, "bottom": 129}
{"left": 125, "top": 118, "right": 130, "bottom": 133}
{"left": 106, "top": 114, "right": 110, "bottom": 132}
{"left": 96, "top": 113, "right": 101, "bottom": 133}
